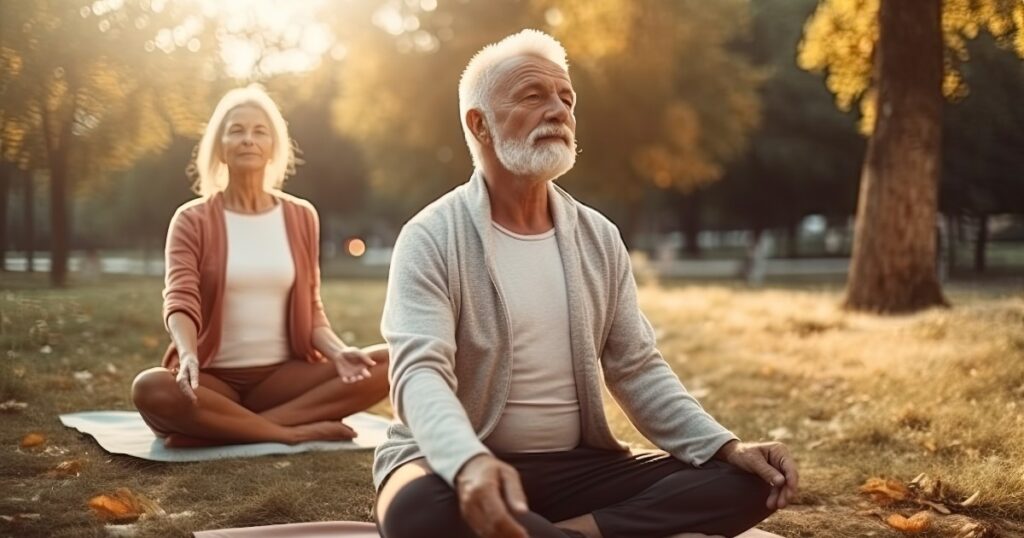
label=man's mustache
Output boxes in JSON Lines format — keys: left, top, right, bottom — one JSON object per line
{"left": 528, "top": 124, "right": 574, "bottom": 145}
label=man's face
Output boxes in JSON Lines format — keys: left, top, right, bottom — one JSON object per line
{"left": 487, "top": 55, "right": 577, "bottom": 180}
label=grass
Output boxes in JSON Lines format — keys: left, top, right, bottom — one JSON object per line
{"left": 1, "top": 273, "right": 1023, "bottom": 537}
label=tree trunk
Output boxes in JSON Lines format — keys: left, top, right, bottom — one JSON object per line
{"left": 843, "top": 0, "right": 948, "bottom": 312}
{"left": 945, "top": 213, "right": 957, "bottom": 277}
{"left": 786, "top": 221, "right": 799, "bottom": 258}
{"left": 48, "top": 145, "right": 70, "bottom": 287}
{"left": 24, "top": 170, "right": 35, "bottom": 273}
{"left": 0, "top": 164, "right": 10, "bottom": 271}
{"left": 679, "top": 191, "right": 701, "bottom": 258}
{"left": 973, "top": 213, "right": 988, "bottom": 273}
{"left": 42, "top": 101, "right": 74, "bottom": 287}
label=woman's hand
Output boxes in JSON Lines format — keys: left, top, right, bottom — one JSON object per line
{"left": 175, "top": 351, "right": 200, "bottom": 403}
{"left": 331, "top": 346, "right": 376, "bottom": 383}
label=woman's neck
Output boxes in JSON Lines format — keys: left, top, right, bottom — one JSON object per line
{"left": 222, "top": 173, "right": 274, "bottom": 213}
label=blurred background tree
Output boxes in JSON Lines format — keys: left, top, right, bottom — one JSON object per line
{"left": 1, "top": 0, "right": 215, "bottom": 286}
{"left": 799, "top": 0, "right": 1024, "bottom": 313}
{"left": 1, "top": 0, "right": 1022, "bottom": 292}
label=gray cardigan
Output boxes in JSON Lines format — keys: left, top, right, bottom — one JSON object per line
{"left": 373, "top": 170, "right": 736, "bottom": 489}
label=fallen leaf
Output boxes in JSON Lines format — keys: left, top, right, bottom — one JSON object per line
{"left": 916, "top": 499, "right": 951, "bottom": 515}
{"left": 104, "top": 523, "right": 139, "bottom": 537}
{"left": 40, "top": 345, "right": 52, "bottom": 354}
{"left": 0, "top": 400, "right": 28, "bottom": 412}
{"left": 45, "top": 460, "right": 83, "bottom": 478}
{"left": 860, "top": 477, "right": 911, "bottom": 505}
{"left": 909, "top": 473, "right": 946, "bottom": 500}
{"left": 19, "top": 433, "right": 46, "bottom": 449}
{"left": 273, "top": 461, "right": 291, "bottom": 469}
{"left": 0, "top": 513, "right": 41, "bottom": 524}
{"left": 806, "top": 438, "right": 828, "bottom": 450}
{"left": 768, "top": 426, "right": 792, "bottom": 441}
{"left": 955, "top": 520, "right": 996, "bottom": 538}
{"left": 885, "top": 511, "right": 931, "bottom": 533}
{"left": 73, "top": 370, "right": 93, "bottom": 382}
{"left": 88, "top": 488, "right": 163, "bottom": 523}
{"left": 958, "top": 491, "right": 980, "bottom": 507}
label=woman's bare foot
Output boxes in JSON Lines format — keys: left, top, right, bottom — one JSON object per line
{"left": 290, "top": 421, "right": 357, "bottom": 443}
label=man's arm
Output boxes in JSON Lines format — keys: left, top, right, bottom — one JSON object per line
{"left": 601, "top": 238, "right": 799, "bottom": 508}
{"left": 382, "top": 223, "right": 491, "bottom": 487}
{"left": 600, "top": 238, "right": 738, "bottom": 465}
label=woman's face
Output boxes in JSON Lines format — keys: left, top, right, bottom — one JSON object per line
{"left": 220, "top": 105, "right": 274, "bottom": 173}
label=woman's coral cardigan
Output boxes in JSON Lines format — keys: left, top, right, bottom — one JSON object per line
{"left": 160, "top": 191, "right": 332, "bottom": 370}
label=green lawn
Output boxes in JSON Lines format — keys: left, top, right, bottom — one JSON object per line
{"left": 1, "top": 274, "right": 1022, "bottom": 537}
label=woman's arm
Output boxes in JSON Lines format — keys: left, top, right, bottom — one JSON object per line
{"left": 167, "top": 311, "right": 201, "bottom": 402}
{"left": 312, "top": 326, "right": 376, "bottom": 383}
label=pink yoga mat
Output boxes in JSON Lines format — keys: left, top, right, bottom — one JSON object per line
{"left": 193, "top": 521, "right": 784, "bottom": 537}
{"left": 194, "top": 521, "right": 379, "bottom": 537}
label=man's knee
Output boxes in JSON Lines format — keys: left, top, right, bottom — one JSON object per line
{"left": 694, "top": 462, "right": 775, "bottom": 533}
{"left": 716, "top": 463, "right": 773, "bottom": 515}
{"left": 377, "top": 475, "right": 472, "bottom": 538}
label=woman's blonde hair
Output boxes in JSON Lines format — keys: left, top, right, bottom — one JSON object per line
{"left": 192, "top": 84, "right": 294, "bottom": 196}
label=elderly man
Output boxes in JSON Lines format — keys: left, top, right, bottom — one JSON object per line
{"left": 373, "top": 29, "right": 798, "bottom": 538}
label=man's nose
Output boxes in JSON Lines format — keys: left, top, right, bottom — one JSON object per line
{"left": 543, "top": 95, "right": 571, "bottom": 124}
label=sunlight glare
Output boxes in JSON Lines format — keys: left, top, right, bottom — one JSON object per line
{"left": 191, "top": 0, "right": 336, "bottom": 79}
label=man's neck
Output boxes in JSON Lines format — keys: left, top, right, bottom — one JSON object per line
{"left": 482, "top": 166, "right": 553, "bottom": 235}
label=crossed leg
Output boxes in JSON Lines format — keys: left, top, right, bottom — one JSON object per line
{"left": 131, "top": 345, "right": 389, "bottom": 446}
{"left": 375, "top": 449, "right": 773, "bottom": 538}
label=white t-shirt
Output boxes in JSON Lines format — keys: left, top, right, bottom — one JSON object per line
{"left": 483, "top": 221, "right": 581, "bottom": 453}
{"left": 210, "top": 203, "right": 295, "bottom": 369}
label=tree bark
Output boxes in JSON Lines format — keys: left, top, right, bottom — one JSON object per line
{"left": 786, "top": 221, "right": 799, "bottom": 258}
{"left": 843, "top": 0, "right": 948, "bottom": 312}
{"left": 42, "top": 101, "right": 74, "bottom": 287}
{"left": 679, "top": 191, "right": 702, "bottom": 258}
{"left": 0, "top": 164, "right": 10, "bottom": 271}
{"left": 24, "top": 170, "right": 35, "bottom": 273}
{"left": 973, "top": 213, "right": 988, "bottom": 273}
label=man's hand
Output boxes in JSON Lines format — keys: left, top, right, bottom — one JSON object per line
{"left": 175, "top": 352, "right": 200, "bottom": 404}
{"left": 715, "top": 440, "right": 799, "bottom": 510}
{"left": 331, "top": 346, "right": 376, "bottom": 383}
{"left": 455, "top": 454, "right": 529, "bottom": 538}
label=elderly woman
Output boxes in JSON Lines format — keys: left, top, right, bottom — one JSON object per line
{"left": 131, "top": 85, "right": 388, "bottom": 447}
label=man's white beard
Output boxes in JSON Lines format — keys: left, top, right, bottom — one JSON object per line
{"left": 493, "top": 123, "right": 577, "bottom": 180}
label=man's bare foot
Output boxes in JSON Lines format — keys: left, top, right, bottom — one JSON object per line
{"left": 290, "top": 421, "right": 357, "bottom": 443}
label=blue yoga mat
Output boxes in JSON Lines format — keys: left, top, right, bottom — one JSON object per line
{"left": 59, "top": 410, "right": 391, "bottom": 462}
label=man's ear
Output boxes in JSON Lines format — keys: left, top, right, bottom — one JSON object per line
{"left": 466, "top": 109, "right": 490, "bottom": 144}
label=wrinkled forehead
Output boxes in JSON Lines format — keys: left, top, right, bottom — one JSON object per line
{"left": 223, "top": 104, "right": 271, "bottom": 128}
{"left": 490, "top": 54, "right": 573, "bottom": 96}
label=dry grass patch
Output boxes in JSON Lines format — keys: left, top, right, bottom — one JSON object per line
{"left": 604, "top": 281, "right": 1024, "bottom": 537}
{"left": 2, "top": 274, "right": 1022, "bottom": 536}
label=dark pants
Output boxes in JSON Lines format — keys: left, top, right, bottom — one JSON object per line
{"left": 377, "top": 447, "right": 774, "bottom": 538}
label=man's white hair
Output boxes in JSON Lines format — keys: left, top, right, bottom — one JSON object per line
{"left": 458, "top": 29, "right": 569, "bottom": 169}
{"left": 193, "top": 84, "right": 293, "bottom": 196}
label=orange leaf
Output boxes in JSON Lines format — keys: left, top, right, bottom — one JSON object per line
{"left": 886, "top": 511, "right": 931, "bottom": 533}
{"left": 89, "top": 494, "right": 139, "bottom": 523}
{"left": 87, "top": 488, "right": 162, "bottom": 523}
{"left": 860, "top": 477, "right": 911, "bottom": 505}
{"left": 19, "top": 432, "right": 46, "bottom": 448}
